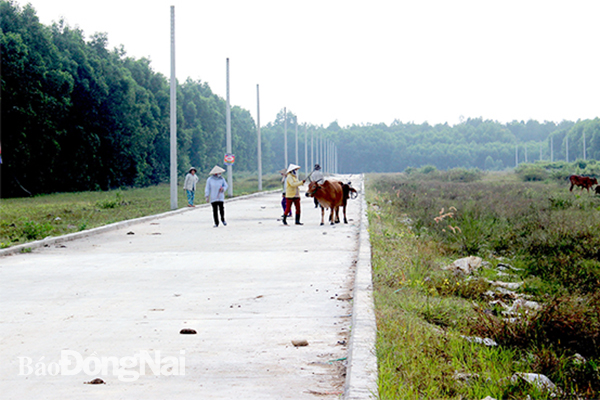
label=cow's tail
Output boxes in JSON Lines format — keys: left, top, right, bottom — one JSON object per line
{"left": 342, "top": 183, "right": 358, "bottom": 206}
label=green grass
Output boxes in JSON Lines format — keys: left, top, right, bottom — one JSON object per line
{"left": 0, "top": 173, "right": 281, "bottom": 248}
{"left": 367, "top": 168, "right": 600, "bottom": 399}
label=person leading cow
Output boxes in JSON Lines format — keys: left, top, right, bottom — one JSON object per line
{"left": 282, "top": 164, "right": 305, "bottom": 226}
{"left": 307, "top": 164, "right": 324, "bottom": 208}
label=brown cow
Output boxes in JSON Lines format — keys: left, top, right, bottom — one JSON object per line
{"left": 569, "top": 175, "right": 598, "bottom": 192}
{"left": 306, "top": 180, "right": 357, "bottom": 225}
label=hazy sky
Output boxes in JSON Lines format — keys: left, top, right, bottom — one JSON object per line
{"left": 18, "top": 0, "right": 600, "bottom": 127}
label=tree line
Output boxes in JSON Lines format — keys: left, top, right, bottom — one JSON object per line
{"left": 2, "top": 1, "right": 600, "bottom": 197}
{"left": 1, "top": 1, "right": 258, "bottom": 197}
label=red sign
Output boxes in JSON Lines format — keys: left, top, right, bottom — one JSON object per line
{"left": 224, "top": 153, "right": 235, "bottom": 165}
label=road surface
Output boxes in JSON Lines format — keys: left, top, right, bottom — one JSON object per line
{"left": 0, "top": 175, "right": 376, "bottom": 399}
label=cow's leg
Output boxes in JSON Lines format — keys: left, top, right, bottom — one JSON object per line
{"left": 334, "top": 206, "right": 340, "bottom": 224}
{"left": 329, "top": 208, "right": 335, "bottom": 225}
{"left": 343, "top": 205, "right": 348, "bottom": 224}
{"left": 320, "top": 206, "right": 325, "bottom": 226}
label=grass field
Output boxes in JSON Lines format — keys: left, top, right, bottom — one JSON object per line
{"left": 3, "top": 166, "right": 599, "bottom": 398}
{"left": 366, "top": 167, "right": 600, "bottom": 399}
{"left": 0, "top": 172, "right": 282, "bottom": 249}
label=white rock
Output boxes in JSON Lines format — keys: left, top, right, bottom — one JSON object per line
{"left": 508, "top": 298, "right": 541, "bottom": 312}
{"left": 461, "top": 335, "right": 498, "bottom": 347}
{"left": 510, "top": 372, "right": 557, "bottom": 392}
{"left": 443, "top": 256, "right": 483, "bottom": 274}
{"left": 488, "top": 280, "right": 523, "bottom": 290}
{"left": 573, "top": 353, "right": 587, "bottom": 365}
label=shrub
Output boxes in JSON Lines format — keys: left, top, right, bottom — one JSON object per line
{"left": 21, "top": 220, "right": 53, "bottom": 240}
{"left": 516, "top": 164, "right": 549, "bottom": 181}
{"left": 95, "top": 192, "right": 128, "bottom": 209}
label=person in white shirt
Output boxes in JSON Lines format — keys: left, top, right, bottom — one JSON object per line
{"left": 183, "top": 167, "right": 199, "bottom": 207}
{"left": 308, "top": 164, "right": 324, "bottom": 208}
{"left": 205, "top": 166, "right": 229, "bottom": 227}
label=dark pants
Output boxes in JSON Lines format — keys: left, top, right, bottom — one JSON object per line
{"left": 284, "top": 197, "right": 301, "bottom": 216}
{"left": 211, "top": 201, "right": 225, "bottom": 226}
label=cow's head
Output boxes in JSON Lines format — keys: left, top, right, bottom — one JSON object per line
{"left": 306, "top": 181, "right": 321, "bottom": 197}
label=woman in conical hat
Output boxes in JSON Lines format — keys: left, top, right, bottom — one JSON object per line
{"left": 209, "top": 165, "right": 226, "bottom": 175}
{"left": 205, "top": 166, "right": 228, "bottom": 227}
{"left": 279, "top": 168, "right": 290, "bottom": 218}
{"left": 282, "top": 164, "right": 305, "bottom": 226}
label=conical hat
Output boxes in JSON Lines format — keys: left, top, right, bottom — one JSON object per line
{"left": 209, "top": 165, "right": 226, "bottom": 175}
{"left": 286, "top": 164, "right": 301, "bottom": 173}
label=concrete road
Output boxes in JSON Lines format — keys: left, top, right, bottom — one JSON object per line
{"left": 0, "top": 175, "right": 370, "bottom": 399}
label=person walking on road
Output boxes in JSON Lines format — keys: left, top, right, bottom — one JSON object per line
{"left": 183, "top": 167, "right": 199, "bottom": 207}
{"left": 205, "top": 166, "right": 228, "bottom": 227}
{"left": 279, "top": 168, "right": 291, "bottom": 218}
{"left": 283, "top": 164, "right": 305, "bottom": 226}
{"left": 307, "top": 164, "right": 324, "bottom": 208}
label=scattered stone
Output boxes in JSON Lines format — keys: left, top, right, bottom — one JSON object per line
{"left": 573, "top": 353, "right": 587, "bottom": 365}
{"left": 453, "top": 371, "right": 480, "bottom": 384}
{"left": 336, "top": 294, "right": 353, "bottom": 301}
{"left": 442, "top": 256, "right": 482, "bottom": 275}
{"left": 180, "top": 328, "right": 197, "bottom": 334}
{"left": 84, "top": 378, "right": 105, "bottom": 384}
{"left": 502, "top": 299, "right": 541, "bottom": 315}
{"left": 497, "top": 262, "right": 522, "bottom": 271}
{"left": 292, "top": 339, "right": 309, "bottom": 347}
{"left": 461, "top": 335, "right": 498, "bottom": 347}
{"left": 510, "top": 372, "right": 557, "bottom": 393}
{"left": 127, "top": 231, "right": 135, "bottom": 235}
{"left": 481, "top": 397, "right": 497, "bottom": 400}
{"left": 488, "top": 280, "right": 523, "bottom": 290}
{"left": 494, "top": 287, "right": 520, "bottom": 299}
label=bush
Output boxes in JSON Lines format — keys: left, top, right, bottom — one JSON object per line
{"left": 516, "top": 164, "right": 549, "bottom": 181}
{"left": 21, "top": 220, "right": 53, "bottom": 240}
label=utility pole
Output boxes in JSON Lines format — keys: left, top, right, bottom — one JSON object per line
{"left": 311, "top": 130, "right": 314, "bottom": 170}
{"left": 284, "top": 107, "right": 288, "bottom": 167}
{"left": 225, "top": 58, "right": 233, "bottom": 196}
{"left": 319, "top": 133, "right": 323, "bottom": 172}
{"left": 169, "top": 6, "right": 177, "bottom": 210}
{"left": 304, "top": 124, "right": 308, "bottom": 179}
{"left": 256, "top": 84, "right": 262, "bottom": 190}
{"left": 335, "top": 145, "right": 338, "bottom": 174}
{"left": 295, "top": 116, "right": 299, "bottom": 166}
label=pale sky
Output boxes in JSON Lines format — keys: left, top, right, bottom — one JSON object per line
{"left": 17, "top": 0, "right": 600, "bottom": 128}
